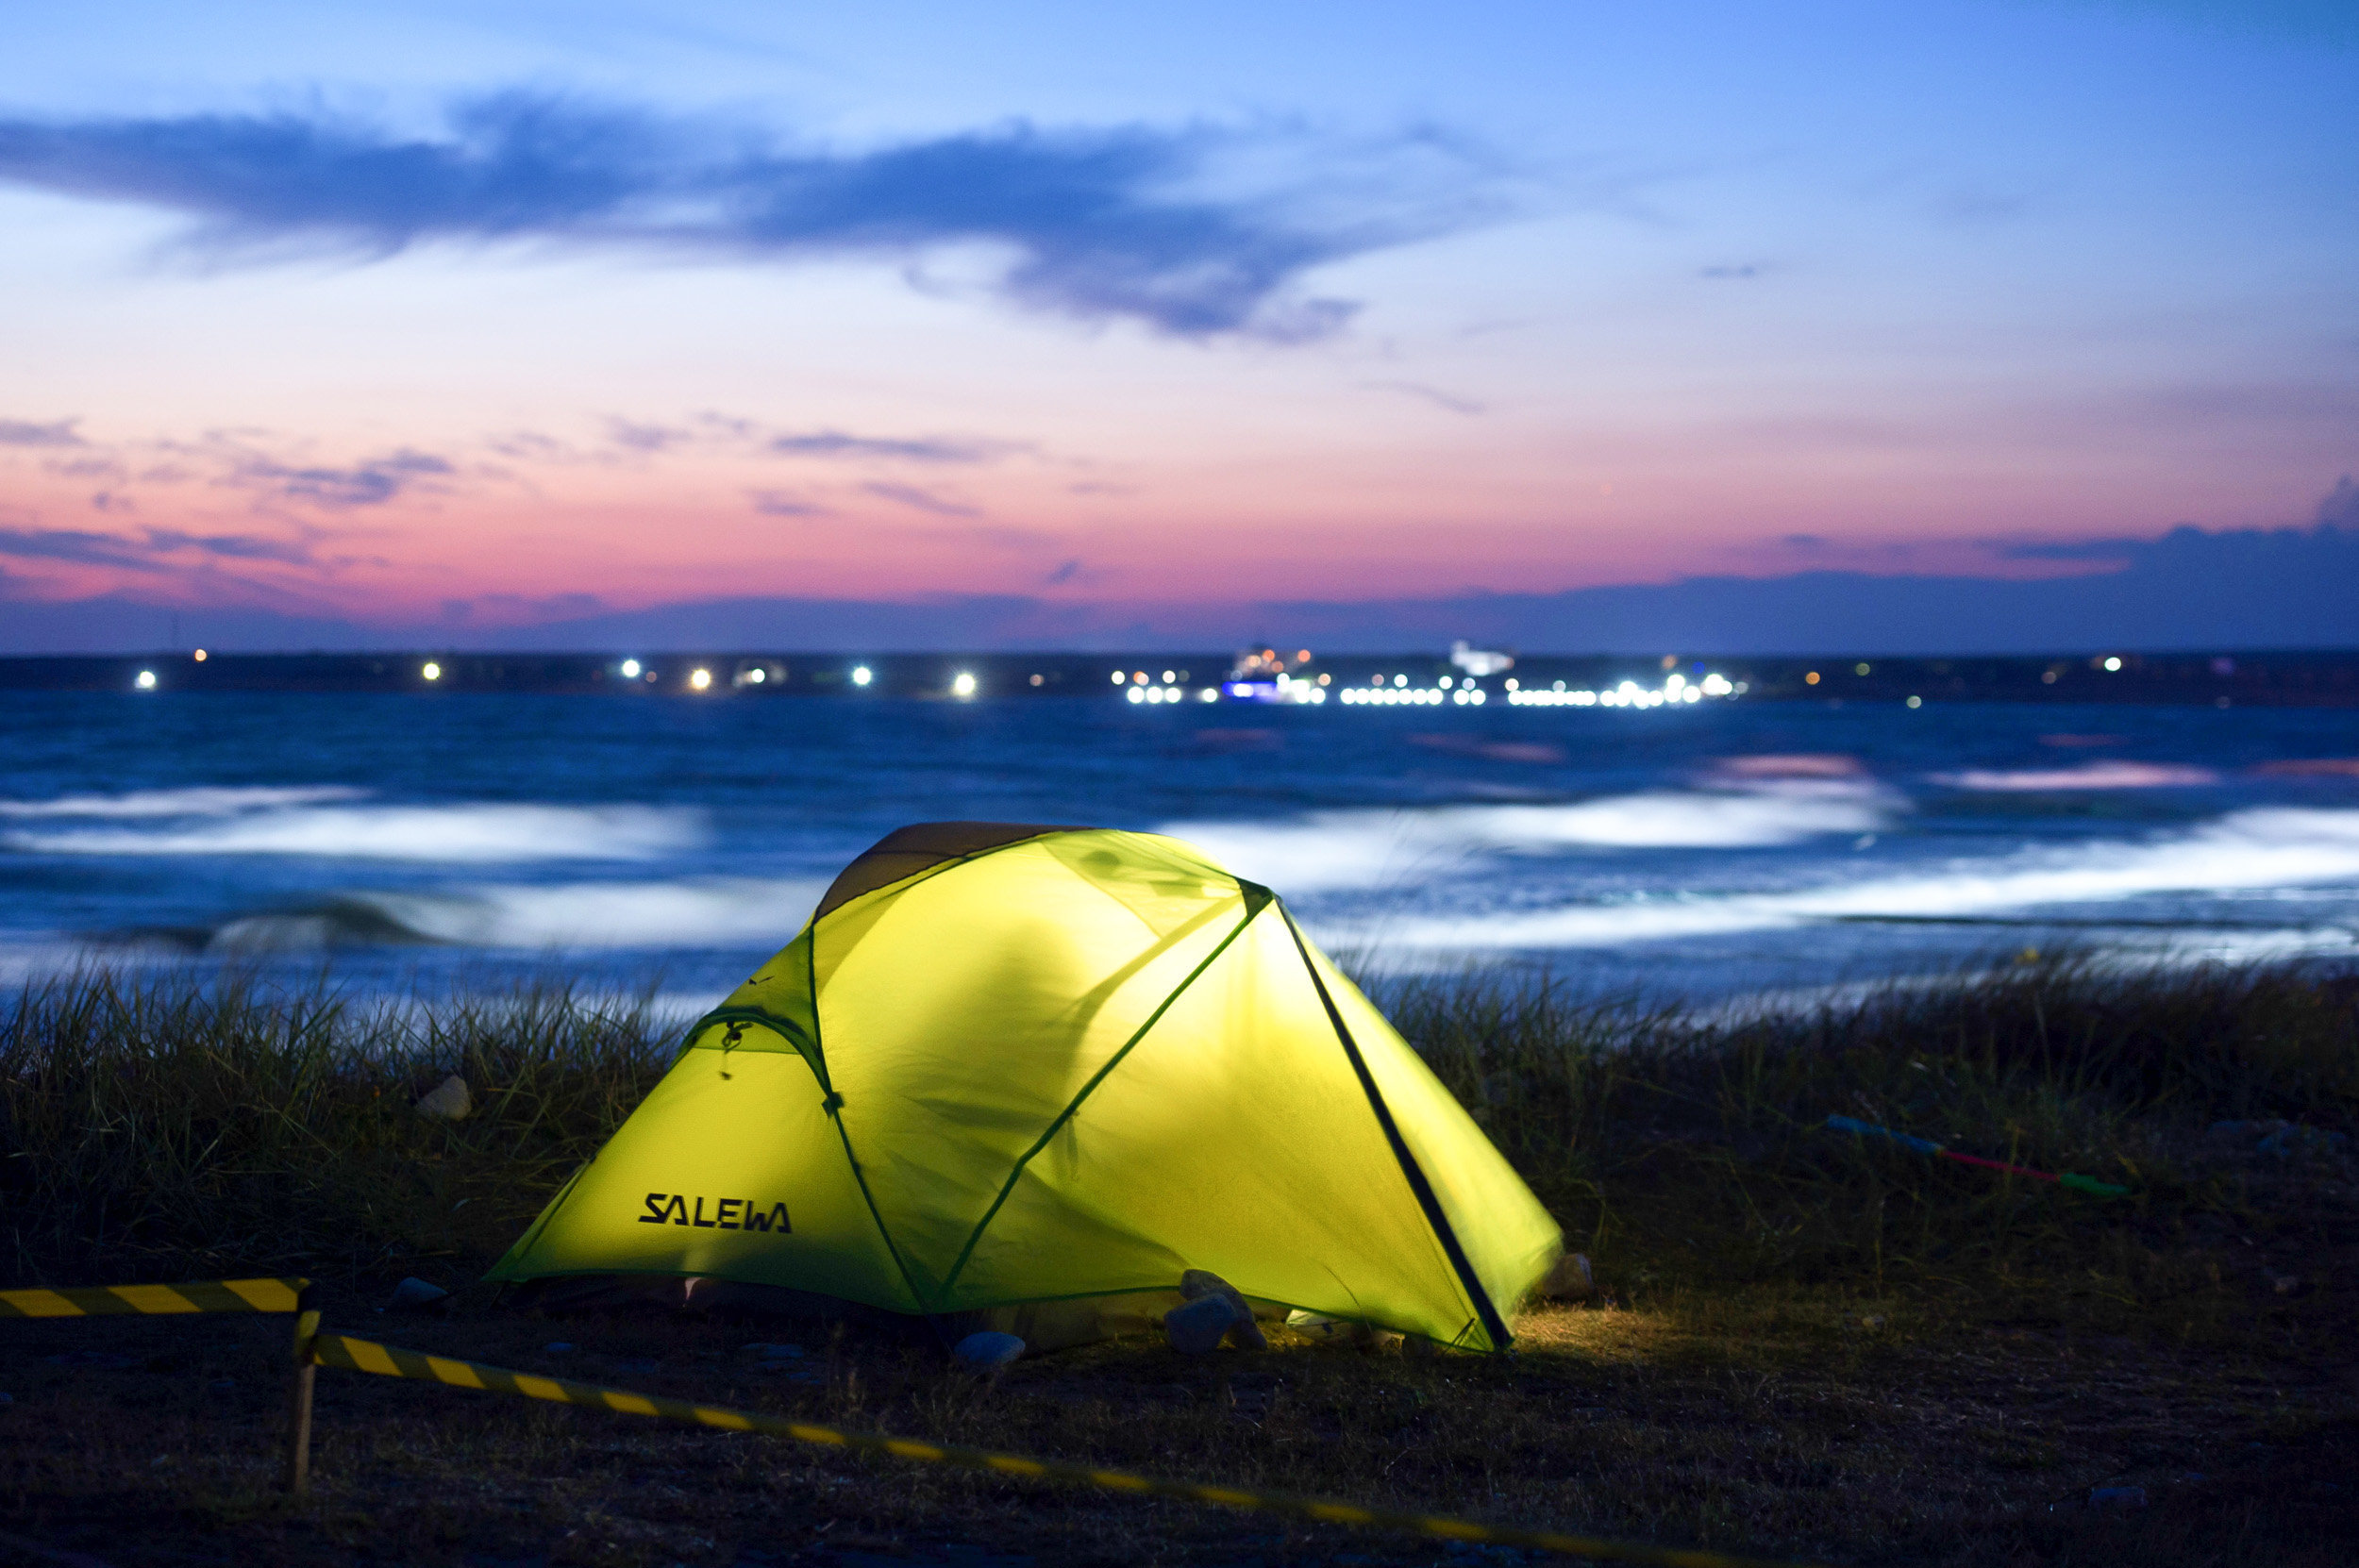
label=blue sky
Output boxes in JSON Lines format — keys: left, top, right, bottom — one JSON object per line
{"left": 0, "top": 1, "right": 2351, "bottom": 649}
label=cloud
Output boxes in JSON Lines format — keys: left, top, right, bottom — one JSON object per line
{"left": 1996, "top": 538, "right": 2140, "bottom": 562}
{"left": 0, "top": 95, "right": 1503, "bottom": 339}
{"left": 862, "top": 481, "right": 979, "bottom": 517}
{"left": 9, "top": 481, "right": 2358, "bottom": 655}
{"left": 0, "top": 418, "right": 84, "bottom": 447}
{"left": 748, "top": 489, "right": 830, "bottom": 518}
{"left": 0, "top": 526, "right": 166, "bottom": 571}
{"left": 0, "top": 524, "right": 318, "bottom": 570}
{"left": 2317, "top": 475, "right": 2357, "bottom": 526}
{"left": 605, "top": 418, "right": 686, "bottom": 453}
{"left": 767, "top": 429, "right": 1002, "bottom": 463}
{"left": 438, "top": 591, "right": 609, "bottom": 625}
{"left": 232, "top": 447, "right": 452, "bottom": 509}
{"left": 142, "top": 527, "right": 317, "bottom": 565}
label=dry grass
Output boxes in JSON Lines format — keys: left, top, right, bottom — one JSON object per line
{"left": 3, "top": 957, "right": 2355, "bottom": 1567}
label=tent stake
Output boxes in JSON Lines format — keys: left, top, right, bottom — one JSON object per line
{"left": 284, "top": 1283, "right": 320, "bottom": 1494}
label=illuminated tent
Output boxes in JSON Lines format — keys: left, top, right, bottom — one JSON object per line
{"left": 487, "top": 823, "right": 1560, "bottom": 1351}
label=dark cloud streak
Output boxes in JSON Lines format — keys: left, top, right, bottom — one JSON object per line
{"left": 0, "top": 96, "right": 1495, "bottom": 338}
{"left": 861, "top": 481, "right": 979, "bottom": 517}
{"left": 0, "top": 419, "right": 85, "bottom": 447}
{"left": 767, "top": 429, "right": 1000, "bottom": 462}
{"left": 233, "top": 447, "right": 452, "bottom": 509}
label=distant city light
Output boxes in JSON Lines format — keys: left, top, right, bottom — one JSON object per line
{"left": 689, "top": 668, "right": 713, "bottom": 691}
{"left": 1199, "top": 688, "right": 1219, "bottom": 702}
{"left": 852, "top": 665, "right": 873, "bottom": 687}
{"left": 2103, "top": 656, "right": 2123, "bottom": 672}
{"left": 1906, "top": 695, "right": 1923, "bottom": 708}
{"left": 1805, "top": 671, "right": 1820, "bottom": 685}
{"left": 1029, "top": 674, "right": 1045, "bottom": 686}
{"left": 1126, "top": 685, "right": 1146, "bottom": 704}
{"left": 620, "top": 659, "right": 641, "bottom": 678}
{"left": 192, "top": 649, "right": 208, "bottom": 662}
{"left": 952, "top": 671, "right": 978, "bottom": 698}
{"left": 1111, "top": 671, "right": 1126, "bottom": 684}
{"left": 422, "top": 662, "right": 442, "bottom": 681}
{"left": 1854, "top": 662, "right": 1871, "bottom": 676}
{"left": 135, "top": 669, "right": 157, "bottom": 690}
{"left": 744, "top": 667, "right": 766, "bottom": 684}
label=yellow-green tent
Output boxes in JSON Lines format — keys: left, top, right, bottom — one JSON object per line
{"left": 487, "top": 823, "right": 1560, "bottom": 1351}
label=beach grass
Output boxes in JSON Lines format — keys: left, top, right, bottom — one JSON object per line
{"left": 2, "top": 956, "right": 2353, "bottom": 1566}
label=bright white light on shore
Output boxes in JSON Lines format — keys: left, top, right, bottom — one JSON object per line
{"left": 852, "top": 666, "right": 873, "bottom": 686}
{"left": 2103, "top": 656, "right": 2123, "bottom": 672}
{"left": 1199, "top": 688, "right": 1218, "bottom": 702}
{"left": 1112, "top": 670, "right": 1125, "bottom": 684}
{"left": 422, "top": 662, "right": 442, "bottom": 681}
{"left": 690, "top": 668, "right": 712, "bottom": 691}
{"left": 135, "top": 669, "right": 157, "bottom": 690}
{"left": 953, "top": 671, "right": 978, "bottom": 698}
{"left": 619, "top": 659, "right": 641, "bottom": 678}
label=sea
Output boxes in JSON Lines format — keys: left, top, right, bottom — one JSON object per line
{"left": 4, "top": 686, "right": 2358, "bottom": 1016}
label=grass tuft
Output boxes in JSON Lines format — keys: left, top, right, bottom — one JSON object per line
{"left": 0, "top": 968, "right": 670, "bottom": 1281}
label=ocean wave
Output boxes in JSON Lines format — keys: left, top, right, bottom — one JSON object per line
{"left": 1167, "top": 783, "right": 1899, "bottom": 891}
{"left": 7, "top": 803, "right": 701, "bottom": 863}
{"left": 1366, "top": 807, "right": 2359, "bottom": 949}
{"left": 1932, "top": 761, "right": 2220, "bottom": 791}
{"left": 205, "top": 876, "right": 827, "bottom": 952}
{"left": 0, "top": 785, "right": 367, "bottom": 819}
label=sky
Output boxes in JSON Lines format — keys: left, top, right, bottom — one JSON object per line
{"left": 1, "top": 0, "right": 2353, "bottom": 652}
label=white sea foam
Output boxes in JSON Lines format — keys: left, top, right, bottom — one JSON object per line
{"left": 1166, "top": 783, "right": 1899, "bottom": 892}
{"left": 6, "top": 803, "right": 701, "bottom": 863}
{"left": 372, "top": 877, "right": 825, "bottom": 948}
{"left": 1364, "top": 807, "right": 2359, "bottom": 950}
{"left": 0, "top": 785, "right": 368, "bottom": 819}
{"left": 1932, "top": 761, "right": 2220, "bottom": 791}
{"left": 205, "top": 876, "right": 827, "bottom": 952}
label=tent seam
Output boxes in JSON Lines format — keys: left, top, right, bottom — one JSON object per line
{"left": 805, "top": 907, "right": 936, "bottom": 1321}
{"left": 1278, "top": 902, "right": 1514, "bottom": 1354}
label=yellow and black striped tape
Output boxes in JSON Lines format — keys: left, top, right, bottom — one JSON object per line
{"left": 0, "top": 1277, "right": 307, "bottom": 1319}
{"left": 310, "top": 1333, "right": 1816, "bottom": 1568}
